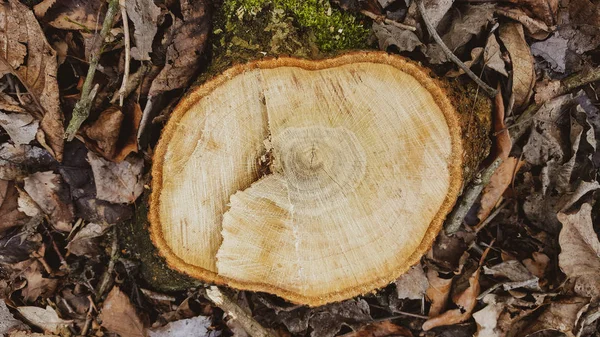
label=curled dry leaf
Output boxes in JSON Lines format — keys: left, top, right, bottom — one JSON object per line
{"left": 477, "top": 158, "right": 524, "bottom": 225}
{"left": 99, "top": 287, "right": 147, "bottom": 337}
{"left": 148, "top": 0, "right": 210, "bottom": 95}
{"left": 340, "top": 321, "right": 413, "bottom": 337}
{"left": 0, "top": 112, "right": 38, "bottom": 145}
{"left": 17, "top": 306, "right": 71, "bottom": 334}
{"left": 425, "top": 269, "right": 452, "bottom": 317}
{"left": 499, "top": 22, "right": 535, "bottom": 110}
{"left": 23, "top": 171, "right": 74, "bottom": 232}
{"left": 507, "top": 0, "right": 558, "bottom": 26}
{"left": 483, "top": 260, "right": 541, "bottom": 291}
{"left": 558, "top": 203, "right": 600, "bottom": 300}
{"left": 126, "top": 0, "right": 162, "bottom": 61}
{"left": 0, "top": 0, "right": 65, "bottom": 161}
{"left": 33, "top": 0, "right": 104, "bottom": 31}
{"left": 495, "top": 7, "right": 551, "bottom": 39}
{"left": 87, "top": 152, "right": 144, "bottom": 204}
{"left": 395, "top": 264, "right": 428, "bottom": 300}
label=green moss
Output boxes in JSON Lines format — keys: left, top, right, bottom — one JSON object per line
{"left": 219, "top": 0, "right": 369, "bottom": 53}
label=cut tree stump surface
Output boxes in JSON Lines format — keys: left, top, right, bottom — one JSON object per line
{"left": 150, "top": 52, "right": 464, "bottom": 306}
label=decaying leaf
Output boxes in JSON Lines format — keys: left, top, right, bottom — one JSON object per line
{"left": 508, "top": 0, "right": 558, "bottom": 26}
{"left": 372, "top": 22, "right": 422, "bottom": 52}
{"left": 483, "top": 260, "right": 541, "bottom": 291}
{"left": 340, "top": 321, "right": 413, "bottom": 337}
{"left": 558, "top": 203, "right": 600, "bottom": 300}
{"left": 17, "top": 306, "right": 71, "bottom": 334}
{"left": 33, "top": 0, "right": 104, "bottom": 31}
{"left": 0, "top": 299, "right": 27, "bottom": 335}
{"left": 0, "top": 0, "right": 65, "bottom": 161}
{"left": 87, "top": 152, "right": 144, "bottom": 204}
{"left": 498, "top": 22, "right": 535, "bottom": 109}
{"left": 99, "top": 287, "right": 147, "bottom": 337}
{"left": 520, "top": 297, "right": 589, "bottom": 337}
{"left": 472, "top": 301, "right": 504, "bottom": 337}
{"left": 148, "top": 0, "right": 210, "bottom": 95}
{"left": 531, "top": 32, "right": 569, "bottom": 73}
{"left": 425, "top": 269, "right": 452, "bottom": 318}
{"left": 534, "top": 78, "right": 561, "bottom": 104}
{"left": 147, "top": 315, "right": 213, "bottom": 337}
{"left": 66, "top": 222, "right": 112, "bottom": 257}
{"left": 126, "top": 0, "right": 162, "bottom": 61}
{"left": 21, "top": 261, "right": 58, "bottom": 302}
{"left": 0, "top": 112, "right": 38, "bottom": 145}
{"left": 0, "top": 144, "right": 55, "bottom": 181}
{"left": 309, "top": 299, "right": 372, "bottom": 337}
{"left": 483, "top": 34, "right": 507, "bottom": 77}
{"left": 418, "top": 0, "right": 454, "bottom": 29}
{"left": 477, "top": 158, "right": 524, "bottom": 224}
{"left": 495, "top": 7, "right": 551, "bottom": 39}
{"left": 522, "top": 252, "right": 550, "bottom": 280}
{"left": 23, "top": 171, "right": 74, "bottom": 232}
{"left": 395, "top": 264, "right": 428, "bottom": 300}
{"left": 422, "top": 266, "right": 481, "bottom": 330}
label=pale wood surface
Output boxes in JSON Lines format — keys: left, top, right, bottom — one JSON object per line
{"left": 150, "top": 53, "right": 463, "bottom": 305}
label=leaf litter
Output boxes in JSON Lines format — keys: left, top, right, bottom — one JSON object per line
{"left": 0, "top": 0, "right": 600, "bottom": 336}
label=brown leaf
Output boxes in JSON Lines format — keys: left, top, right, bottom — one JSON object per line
{"left": 21, "top": 261, "right": 58, "bottom": 302}
{"left": 477, "top": 158, "right": 524, "bottom": 224}
{"left": 558, "top": 203, "right": 600, "bottom": 300}
{"left": 425, "top": 269, "right": 452, "bottom": 317}
{"left": 483, "top": 35, "right": 508, "bottom": 77}
{"left": 0, "top": 180, "right": 30, "bottom": 233}
{"left": 23, "top": 171, "right": 74, "bottom": 232}
{"left": 87, "top": 152, "right": 144, "bottom": 204}
{"left": 483, "top": 260, "right": 541, "bottom": 291}
{"left": 423, "top": 268, "right": 481, "bottom": 330}
{"left": 66, "top": 222, "right": 112, "bottom": 257}
{"left": 395, "top": 264, "right": 428, "bottom": 300}
{"left": 114, "top": 101, "right": 142, "bottom": 162}
{"left": 33, "top": 0, "right": 104, "bottom": 31}
{"left": 507, "top": 0, "right": 558, "bottom": 26}
{"left": 148, "top": 0, "right": 210, "bottom": 95}
{"left": 0, "top": 144, "right": 55, "bottom": 181}
{"left": 495, "top": 7, "right": 551, "bottom": 39}
{"left": 99, "top": 287, "right": 147, "bottom": 337}
{"left": 569, "top": 0, "right": 600, "bottom": 27}
{"left": 520, "top": 297, "right": 589, "bottom": 337}
{"left": 492, "top": 85, "right": 511, "bottom": 161}
{"left": 0, "top": 0, "right": 65, "bottom": 161}
{"left": 523, "top": 252, "right": 550, "bottom": 279}
{"left": 372, "top": 23, "right": 422, "bottom": 52}
{"left": 499, "top": 22, "right": 535, "bottom": 110}
{"left": 83, "top": 106, "right": 123, "bottom": 160}
{"left": 126, "top": 0, "right": 162, "bottom": 61}
{"left": 534, "top": 78, "right": 561, "bottom": 104}
{"left": 340, "top": 321, "right": 413, "bottom": 337}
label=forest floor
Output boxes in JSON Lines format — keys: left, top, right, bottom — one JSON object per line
{"left": 0, "top": 0, "right": 599, "bottom": 336}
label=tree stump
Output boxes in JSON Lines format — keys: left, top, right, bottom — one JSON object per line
{"left": 149, "top": 52, "right": 487, "bottom": 306}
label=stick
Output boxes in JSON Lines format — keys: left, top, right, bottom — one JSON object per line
{"left": 359, "top": 10, "right": 417, "bottom": 31}
{"left": 118, "top": 0, "right": 130, "bottom": 107}
{"left": 95, "top": 227, "right": 119, "bottom": 299}
{"left": 205, "top": 286, "right": 277, "bottom": 337}
{"left": 445, "top": 157, "right": 503, "bottom": 233}
{"left": 416, "top": 0, "right": 497, "bottom": 98}
{"left": 64, "top": 0, "right": 120, "bottom": 141}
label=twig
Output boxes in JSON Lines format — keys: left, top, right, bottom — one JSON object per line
{"left": 359, "top": 10, "right": 417, "bottom": 31}
{"left": 474, "top": 199, "right": 508, "bottom": 233}
{"left": 416, "top": 0, "right": 497, "bottom": 98}
{"left": 80, "top": 296, "right": 95, "bottom": 336}
{"left": 95, "top": 227, "right": 119, "bottom": 299}
{"left": 64, "top": 0, "right": 120, "bottom": 141}
{"left": 137, "top": 95, "right": 154, "bottom": 143}
{"left": 205, "top": 286, "right": 277, "bottom": 337}
{"left": 445, "top": 158, "right": 503, "bottom": 233}
{"left": 118, "top": 0, "right": 130, "bottom": 107}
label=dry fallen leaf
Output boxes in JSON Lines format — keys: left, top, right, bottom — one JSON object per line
{"left": 520, "top": 297, "right": 589, "bottom": 337}
{"left": 0, "top": 180, "right": 31, "bottom": 233}
{"left": 0, "top": 0, "right": 65, "bottom": 161}
{"left": 99, "top": 287, "right": 147, "bottom": 337}
{"left": 483, "top": 260, "right": 541, "bottom": 291}
{"left": 483, "top": 34, "right": 508, "bottom": 77}
{"left": 339, "top": 321, "right": 413, "bottom": 337}
{"left": 534, "top": 78, "right": 561, "bottom": 104}
{"left": 372, "top": 22, "right": 422, "bottom": 52}
{"left": 0, "top": 112, "right": 38, "bottom": 145}
{"left": 395, "top": 264, "right": 429, "bottom": 300}
{"left": 148, "top": 0, "right": 210, "bottom": 95}
{"left": 126, "top": 0, "right": 162, "bottom": 61}
{"left": 495, "top": 7, "right": 551, "bottom": 39}
{"left": 87, "top": 152, "right": 144, "bottom": 204}
{"left": 17, "top": 306, "right": 71, "bottom": 334}
{"left": 522, "top": 252, "right": 550, "bottom": 280}
{"left": 23, "top": 171, "right": 74, "bottom": 232}
{"left": 499, "top": 22, "right": 535, "bottom": 110}
{"left": 66, "top": 222, "right": 112, "bottom": 257}
{"left": 0, "top": 144, "right": 55, "bottom": 181}
{"left": 508, "top": 0, "right": 558, "bottom": 26}
{"left": 531, "top": 32, "right": 569, "bottom": 73}
{"left": 0, "top": 299, "right": 27, "bottom": 335}
{"left": 33, "top": 0, "right": 104, "bottom": 31}
{"left": 425, "top": 269, "right": 452, "bottom": 318}
{"left": 21, "top": 261, "right": 58, "bottom": 302}
{"left": 558, "top": 203, "right": 600, "bottom": 300}
{"left": 147, "top": 315, "right": 213, "bottom": 337}
{"left": 477, "top": 158, "right": 524, "bottom": 224}
{"left": 472, "top": 300, "right": 504, "bottom": 337}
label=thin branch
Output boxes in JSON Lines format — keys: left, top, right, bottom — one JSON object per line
{"left": 64, "top": 0, "right": 120, "bottom": 141}
{"left": 118, "top": 0, "right": 130, "bottom": 107}
{"left": 416, "top": 0, "right": 497, "bottom": 98}
{"left": 95, "top": 227, "right": 118, "bottom": 299}
{"left": 359, "top": 10, "right": 417, "bottom": 31}
{"left": 445, "top": 157, "right": 503, "bottom": 233}
{"left": 205, "top": 286, "right": 277, "bottom": 337}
